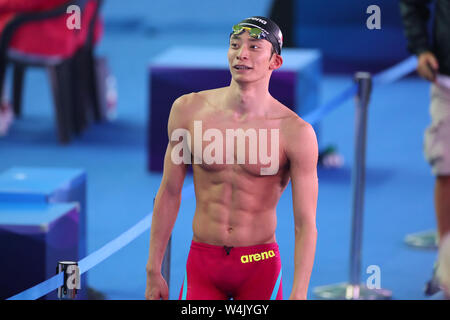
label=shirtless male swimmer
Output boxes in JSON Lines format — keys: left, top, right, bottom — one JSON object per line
{"left": 145, "top": 16, "right": 318, "bottom": 300}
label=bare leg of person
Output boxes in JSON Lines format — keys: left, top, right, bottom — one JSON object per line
{"left": 435, "top": 175, "right": 450, "bottom": 244}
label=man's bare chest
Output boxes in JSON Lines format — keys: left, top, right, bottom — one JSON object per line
{"left": 183, "top": 115, "right": 286, "bottom": 176}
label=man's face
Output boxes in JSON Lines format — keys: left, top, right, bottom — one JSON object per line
{"left": 228, "top": 30, "right": 281, "bottom": 83}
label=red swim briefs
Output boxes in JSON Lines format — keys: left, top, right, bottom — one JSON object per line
{"left": 179, "top": 240, "right": 282, "bottom": 300}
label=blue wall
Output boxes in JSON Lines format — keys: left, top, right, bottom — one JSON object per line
{"left": 101, "top": 0, "right": 417, "bottom": 74}
{"left": 294, "top": 0, "right": 419, "bottom": 73}
{"left": 102, "top": 0, "right": 273, "bottom": 32}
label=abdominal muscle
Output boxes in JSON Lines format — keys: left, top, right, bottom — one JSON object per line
{"left": 192, "top": 210, "right": 277, "bottom": 247}
{"left": 191, "top": 164, "right": 287, "bottom": 247}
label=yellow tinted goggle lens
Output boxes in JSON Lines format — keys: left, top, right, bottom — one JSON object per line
{"left": 232, "top": 25, "right": 264, "bottom": 39}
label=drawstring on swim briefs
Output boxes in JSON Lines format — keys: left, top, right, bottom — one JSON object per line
{"left": 224, "top": 246, "right": 233, "bottom": 255}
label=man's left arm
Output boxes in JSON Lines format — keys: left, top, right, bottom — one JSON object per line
{"left": 285, "top": 119, "right": 319, "bottom": 300}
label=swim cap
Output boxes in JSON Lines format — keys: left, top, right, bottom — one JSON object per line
{"left": 231, "top": 16, "right": 283, "bottom": 55}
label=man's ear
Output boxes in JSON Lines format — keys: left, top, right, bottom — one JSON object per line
{"left": 269, "top": 54, "right": 283, "bottom": 70}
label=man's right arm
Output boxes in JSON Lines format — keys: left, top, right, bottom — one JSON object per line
{"left": 399, "top": 0, "right": 433, "bottom": 56}
{"left": 145, "top": 95, "right": 190, "bottom": 299}
{"left": 400, "top": 0, "right": 439, "bottom": 82}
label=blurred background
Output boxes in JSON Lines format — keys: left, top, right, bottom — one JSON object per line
{"left": 0, "top": 0, "right": 441, "bottom": 300}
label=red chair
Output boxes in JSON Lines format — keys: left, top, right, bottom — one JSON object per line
{"left": 0, "top": 0, "right": 103, "bottom": 143}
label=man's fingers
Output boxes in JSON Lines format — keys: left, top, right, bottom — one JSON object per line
{"left": 428, "top": 55, "right": 439, "bottom": 71}
{"left": 420, "top": 52, "right": 439, "bottom": 70}
{"left": 425, "top": 67, "right": 435, "bottom": 81}
{"left": 145, "top": 290, "right": 162, "bottom": 300}
{"left": 418, "top": 52, "right": 440, "bottom": 82}
{"left": 161, "top": 282, "right": 169, "bottom": 300}
{"left": 150, "top": 293, "right": 161, "bottom": 300}
{"left": 418, "top": 65, "right": 435, "bottom": 82}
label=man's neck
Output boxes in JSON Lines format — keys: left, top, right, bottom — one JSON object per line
{"left": 226, "top": 79, "right": 272, "bottom": 119}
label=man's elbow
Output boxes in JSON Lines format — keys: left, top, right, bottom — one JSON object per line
{"left": 160, "top": 186, "right": 183, "bottom": 204}
{"left": 294, "top": 222, "right": 317, "bottom": 238}
{"left": 154, "top": 183, "right": 183, "bottom": 212}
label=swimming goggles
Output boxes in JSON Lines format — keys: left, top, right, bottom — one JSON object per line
{"left": 231, "top": 24, "right": 268, "bottom": 40}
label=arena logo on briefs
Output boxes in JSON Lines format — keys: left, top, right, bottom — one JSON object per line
{"left": 170, "top": 120, "right": 280, "bottom": 175}
{"left": 240, "top": 250, "right": 276, "bottom": 264}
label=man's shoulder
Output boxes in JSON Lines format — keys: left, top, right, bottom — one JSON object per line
{"left": 172, "top": 92, "right": 199, "bottom": 109}
{"left": 168, "top": 93, "right": 198, "bottom": 129}
{"left": 196, "top": 87, "right": 227, "bottom": 106}
{"left": 274, "top": 101, "right": 313, "bottom": 135}
{"left": 169, "top": 88, "right": 227, "bottom": 128}
{"left": 276, "top": 103, "right": 317, "bottom": 152}
{"left": 173, "top": 87, "right": 226, "bottom": 110}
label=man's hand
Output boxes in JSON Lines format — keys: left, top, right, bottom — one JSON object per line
{"left": 145, "top": 271, "right": 169, "bottom": 300}
{"left": 417, "top": 51, "right": 439, "bottom": 82}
